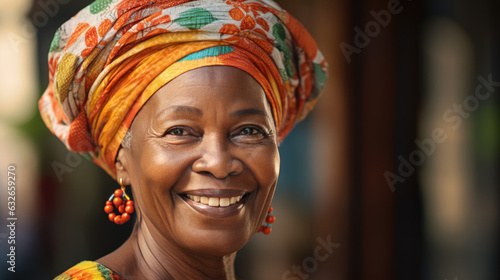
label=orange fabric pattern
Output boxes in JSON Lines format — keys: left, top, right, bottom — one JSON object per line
{"left": 39, "top": 0, "right": 328, "bottom": 178}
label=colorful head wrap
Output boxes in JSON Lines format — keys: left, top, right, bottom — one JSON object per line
{"left": 39, "top": 0, "right": 327, "bottom": 178}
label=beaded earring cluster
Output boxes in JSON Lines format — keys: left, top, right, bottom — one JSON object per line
{"left": 258, "top": 206, "right": 275, "bottom": 235}
{"left": 104, "top": 178, "right": 134, "bottom": 224}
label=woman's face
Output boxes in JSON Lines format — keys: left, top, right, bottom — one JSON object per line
{"left": 116, "top": 66, "right": 280, "bottom": 257}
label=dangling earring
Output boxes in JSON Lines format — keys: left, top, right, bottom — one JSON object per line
{"left": 103, "top": 178, "right": 134, "bottom": 224}
{"left": 258, "top": 206, "right": 275, "bottom": 235}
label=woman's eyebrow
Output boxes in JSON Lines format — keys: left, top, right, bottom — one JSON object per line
{"left": 155, "top": 105, "right": 203, "bottom": 120}
{"left": 230, "top": 108, "right": 266, "bottom": 118}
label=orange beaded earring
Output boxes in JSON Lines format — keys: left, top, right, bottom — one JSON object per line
{"left": 104, "top": 178, "right": 134, "bottom": 224}
{"left": 258, "top": 206, "right": 275, "bottom": 235}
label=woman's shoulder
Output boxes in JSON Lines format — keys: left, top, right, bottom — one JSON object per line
{"left": 54, "top": 260, "right": 125, "bottom": 280}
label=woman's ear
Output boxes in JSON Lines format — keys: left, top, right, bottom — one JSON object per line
{"left": 115, "top": 147, "right": 132, "bottom": 186}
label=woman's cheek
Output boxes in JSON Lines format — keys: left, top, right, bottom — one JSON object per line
{"left": 254, "top": 146, "right": 280, "bottom": 186}
{"left": 140, "top": 141, "right": 179, "bottom": 177}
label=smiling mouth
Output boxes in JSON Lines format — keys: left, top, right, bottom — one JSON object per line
{"left": 186, "top": 194, "right": 243, "bottom": 207}
{"left": 179, "top": 190, "right": 251, "bottom": 218}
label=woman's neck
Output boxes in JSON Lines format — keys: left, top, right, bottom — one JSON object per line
{"left": 99, "top": 220, "right": 237, "bottom": 280}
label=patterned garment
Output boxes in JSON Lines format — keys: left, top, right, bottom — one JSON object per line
{"left": 54, "top": 261, "right": 124, "bottom": 280}
{"left": 39, "top": 0, "right": 328, "bottom": 178}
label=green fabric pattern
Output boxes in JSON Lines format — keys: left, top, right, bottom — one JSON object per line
{"left": 49, "top": 29, "right": 61, "bottom": 53}
{"left": 272, "top": 23, "right": 292, "bottom": 81}
{"left": 179, "top": 45, "right": 234, "bottom": 61}
{"left": 90, "top": 0, "right": 113, "bottom": 14}
{"left": 174, "top": 8, "right": 218, "bottom": 30}
{"left": 97, "top": 263, "right": 114, "bottom": 280}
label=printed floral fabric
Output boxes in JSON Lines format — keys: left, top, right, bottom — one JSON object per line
{"left": 54, "top": 261, "right": 124, "bottom": 280}
{"left": 39, "top": 0, "right": 328, "bottom": 178}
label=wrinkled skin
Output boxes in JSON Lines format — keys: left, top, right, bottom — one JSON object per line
{"left": 98, "top": 66, "right": 280, "bottom": 280}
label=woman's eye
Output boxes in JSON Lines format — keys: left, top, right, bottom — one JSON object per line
{"left": 241, "top": 127, "right": 258, "bottom": 135}
{"left": 238, "top": 126, "right": 266, "bottom": 136}
{"left": 166, "top": 127, "right": 187, "bottom": 136}
{"left": 162, "top": 126, "right": 199, "bottom": 144}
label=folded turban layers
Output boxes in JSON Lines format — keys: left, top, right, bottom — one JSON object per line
{"left": 39, "top": 0, "right": 328, "bottom": 178}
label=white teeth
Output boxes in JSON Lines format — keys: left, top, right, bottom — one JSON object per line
{"left": 219, "top": 198, "right": 230, "bottom": 207}
{"left": 208, "top": 197, "right": 219, "bottom": 206}
{"left": 186, "top": 195, "right": 244, "bottom": 207}
{"left": 200, "top": 196, "right": 209, "bottom": 204}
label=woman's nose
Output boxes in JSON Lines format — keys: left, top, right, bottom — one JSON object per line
{"left": 191, "top": 134, "right": 244, "bottom": 179}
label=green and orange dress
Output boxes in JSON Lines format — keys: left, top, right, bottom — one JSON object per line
{"left": 54, "top": 261, "right": 124, "bottom": 280}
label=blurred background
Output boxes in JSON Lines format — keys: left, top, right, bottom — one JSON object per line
{"left": 0, "top": 0, "right": 498, "bottom": 279}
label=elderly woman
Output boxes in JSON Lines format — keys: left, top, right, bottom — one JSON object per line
{"left": 40, "top": 0, "right": 327, "bottom": 279}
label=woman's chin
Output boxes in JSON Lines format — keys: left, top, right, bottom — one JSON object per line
{"left": 179, "top": 228, "right": 252, "bottom": 257}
